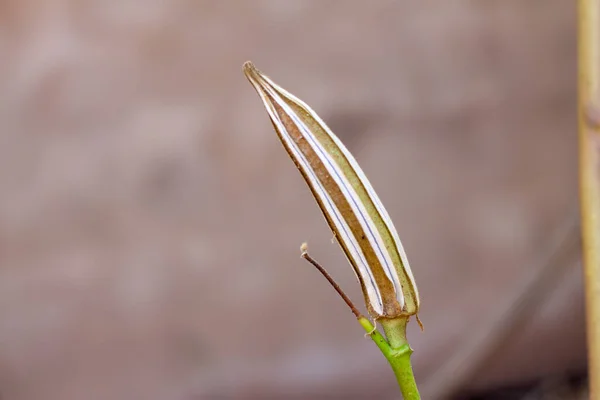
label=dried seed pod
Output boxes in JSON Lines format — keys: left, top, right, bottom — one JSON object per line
{"left": 244, "top": 62, "right": 419, "bottom": 319}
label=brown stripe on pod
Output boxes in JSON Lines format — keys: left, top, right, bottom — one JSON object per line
{"left": 267, "top": 97, "right": 403, "bottom": 318}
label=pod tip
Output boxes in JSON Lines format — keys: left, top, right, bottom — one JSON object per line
{"left": 242, "top": 60, "right": 257, "bottom": 76}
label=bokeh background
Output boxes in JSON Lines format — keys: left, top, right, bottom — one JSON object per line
{"left": 0, "top": 1, "right": 586, "bottom": 399}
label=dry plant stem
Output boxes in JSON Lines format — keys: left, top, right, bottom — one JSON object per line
{"left": 301, "top": 248, "right": 420, "bottom": 399}
{"left": 578, "top": 0, "right": 600, "bottom": 397}
{"left": 423, "top": 213, "right": 580, "bottom": 399}
{"left": 301, "top": 251, "right": 361, "bottom": 318}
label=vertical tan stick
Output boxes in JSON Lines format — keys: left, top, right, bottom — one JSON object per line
{"left": 578, "top": 0, "right": 600, "bottom": 396}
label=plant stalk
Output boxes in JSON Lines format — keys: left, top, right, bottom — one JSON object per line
{"left": 359, "top": 317, "right": 420, "bottom": 400}
{"left": 578, "top": 0, "right": 600, "bottom": 397}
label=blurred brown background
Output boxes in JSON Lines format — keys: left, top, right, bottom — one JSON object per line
{"left": 0, "top": 1, "right": 585, "bottom": 399}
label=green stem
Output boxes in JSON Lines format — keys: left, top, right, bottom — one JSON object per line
{"left": 387, "top": 344, "right": 419, "bottom": 400}
{"left": 359, "top": 317, "right": 421, "bottom": 400}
